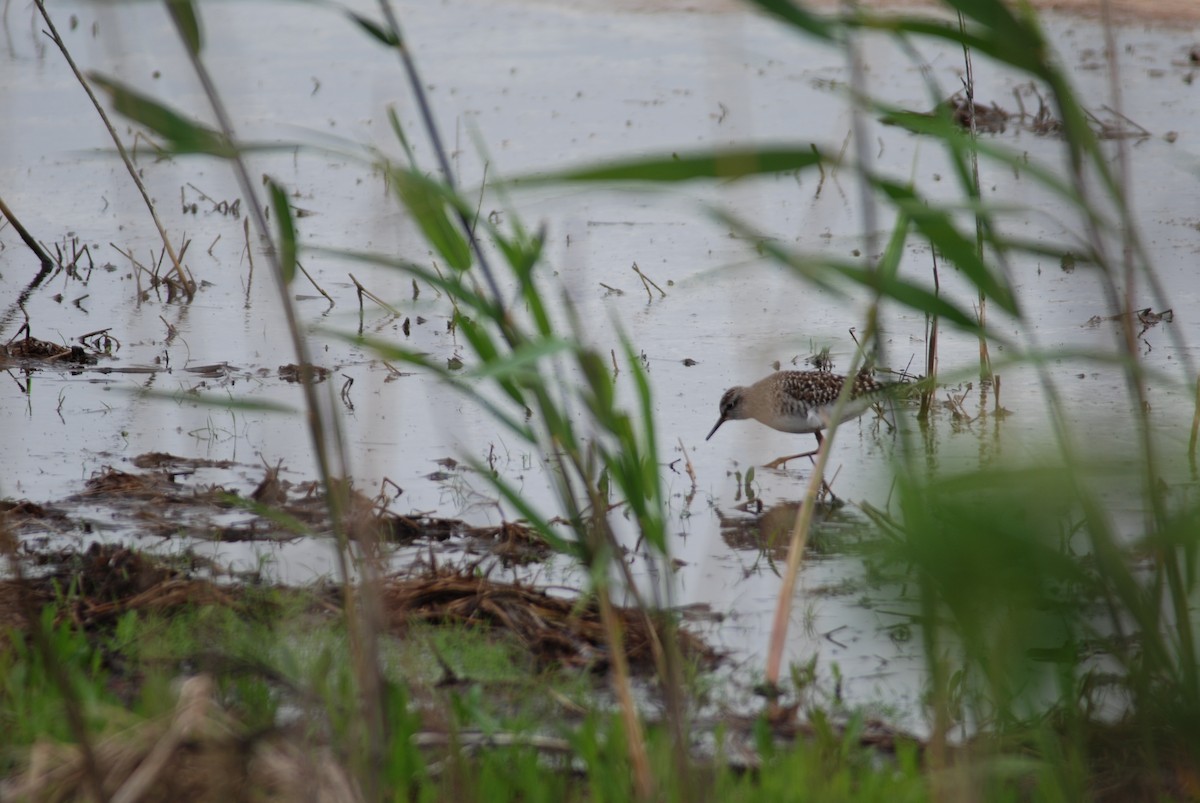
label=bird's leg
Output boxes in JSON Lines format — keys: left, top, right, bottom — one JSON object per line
{"left": 763, "top": 431, "right": 823, "bottom": 470}
{"left": 810, "top": 432, "right": 844, "bottom": 504}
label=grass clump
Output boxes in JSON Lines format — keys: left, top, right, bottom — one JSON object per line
{"left": 5, "top": 0, "right": 1198, "bottom": 796}
{"left": 0, "top": 554, "right": 933, "bottom": 802}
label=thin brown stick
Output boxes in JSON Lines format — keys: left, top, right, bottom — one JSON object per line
{"left": 0, "top": 195, "right": 55, "bottom": 268}
{"left": 243, "top": 218, "right": 254, "bottom": 309}
{"left": 677, "top": 437, "right": 697, "bottom": 490}
{"left": 350, "top": 273, "right": 401, "bottom": 316}
{"left": 296, "top": 260, "right": 333, "bottom": 304}
{"left": 919, "top": 250, "right": 940, "bottom": 420}
{"left": 958, "top": 12, "right": 991, "bottom": 381}
{"left": 110, "top": 676, "right": 212, "bottom": 803}
{"left": 35, "top": 0, "right": 194, "bottom": 299}
{"left": 631, "top": 262, "right": 666, "bottom": 301}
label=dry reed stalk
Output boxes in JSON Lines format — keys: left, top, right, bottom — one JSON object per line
{"left": 35, "top": 0, "right": 195, "bottom": 299}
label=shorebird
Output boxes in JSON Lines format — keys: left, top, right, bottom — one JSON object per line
{"left": 706, "top": 369, "right": 887, "bottom": 469}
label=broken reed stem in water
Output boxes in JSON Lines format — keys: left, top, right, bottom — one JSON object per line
{"left": 0, "top": 195, "right": 55, "bottom": 270}
{"left": 919, "top": 250, "right": 940, "bottom": 421}
{"left": 957, "top": 11, "right": 991, "bottom": 381}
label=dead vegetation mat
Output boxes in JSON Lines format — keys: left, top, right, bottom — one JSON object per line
{"left": 0, "top": 542, "right": 237, "bottom": 635}
{"left": 0, "top": 541, "right": 714, "bottom": 673}
{"left": 374, "top": 565, "right": 717, "bottom": 671}
{"left": 0, "top": 542, "right": 718, "bottom": 800}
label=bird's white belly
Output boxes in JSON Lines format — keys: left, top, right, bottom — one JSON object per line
{"left": 759, "top": 399, "right": 873, "bottom": 434}
{"left": 759, "top": 407, "right": 827, "bottom": 434}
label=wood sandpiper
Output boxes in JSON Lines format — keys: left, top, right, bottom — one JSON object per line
{"left": 706, "top": 370, "right": 887, "bottom": 469}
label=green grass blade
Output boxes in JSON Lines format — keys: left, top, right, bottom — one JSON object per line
{"left": 87, "top": 74, "right": 232, "bottom": 157}
{"left": 165, "top": 0, "right": 203, "bottom": 55}
{"left": 539, "top": 146, "right": 824, "bottom": 183}
{"left": 312, "top": 246, "right": 499, "bottom": 319}
{"left": 742, "top": 0, "right": 836, "bottom": 40}
{"left": 267, "top": 179, "right": 297, "bottom": 285}
{"left": 337, "top": 332, "right": 536, "bottom": 441}
{"left": 346, "top": 11, "right": 398, "bottom": 47}
{"left": 874, "top": 178, "right": 1019, "bottom": 316}
{"left": 464, "top": 337, "right": 575, "bottom": 383}
{"left": 836, "top": 262, "right": 983, "bottom": 332}
{"left": 389, "top": 168, "right": 472, "bottom": 270}
{"left": 133, "top": 388, "right": 296, "bottom": 413}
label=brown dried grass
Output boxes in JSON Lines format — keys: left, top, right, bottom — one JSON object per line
{"left": 377, "top": 567, "right": 716, "bottom": 672}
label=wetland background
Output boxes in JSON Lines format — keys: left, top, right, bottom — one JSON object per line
{"left": 2, "top": 0, "right": 1200, "bottom": 799}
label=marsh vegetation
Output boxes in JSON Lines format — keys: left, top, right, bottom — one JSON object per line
{"left": 1, "top": 0, "right": 1199, "bottom": 799}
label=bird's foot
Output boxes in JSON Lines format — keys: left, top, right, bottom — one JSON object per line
{"left": 763, "top": 450, "right": 819, "bottom": 470}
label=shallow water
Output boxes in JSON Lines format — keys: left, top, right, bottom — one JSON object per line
{"left": 2, "top": 0, "right": 1199, "bottom": 734}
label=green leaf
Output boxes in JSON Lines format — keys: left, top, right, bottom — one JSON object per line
{"left": 390, "top": 169, "right": 472, "bottom": 270}
{"left": 335, "top": 331, "right": 536, "bottom": 441}
{"left": 386, "top": 106, "right": 417, "bottom": 167}
{"left": 834, "top": 263, "right": 982, "bottom": 332}
{"left": 464, "top": 337, "right": 574, "bottom": 383}
{"left": 476, "top": 469, "right": 578, "bottom": 557}
{"left": 134, "top": 388, "right": 296, "bottom": 413}
{"left": 742, "top": 0, "right": 835, "bottom": 40}
{"left": 313, "top": 245, "right": 499, "bottom": 319}
{"left": 165, "top": 0, "right": 203, "bottom": 56}
{"left": 347, "top": 12, "right": 399, "bottom": 47}
{"left": 876, "top": 208, "right": 910, "bottom": 284}
{"left": 874, "top": 179, "right": 1019, "bottom": 316}
{"left": 267, "top": 179, "right": 297, "bottom": 285}
{"left": 850, "top": 15, "right": 1046, "bottom": 77}
{"left": 878, "top": 107, "right": 1090, "bottom": 214}
{"left": 712, "top": 209, "right": 847, "bottom": 296}
{"left": 541, "top": 146, "right": 824, "bottom": 183}
{"left": 88, "top": 74, "right": 233, "bottom": 157}
{"left": 453, "top": 313, "right": 526, "bottom": 408}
